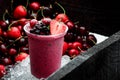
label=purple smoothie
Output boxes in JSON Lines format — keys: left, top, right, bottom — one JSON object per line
{"left": 24, "top": 23, "right": 68, "bottom": 78}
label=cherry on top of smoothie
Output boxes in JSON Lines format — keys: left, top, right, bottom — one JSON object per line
{"left": 29, "top": 18, "right": 67, "bottom": 35}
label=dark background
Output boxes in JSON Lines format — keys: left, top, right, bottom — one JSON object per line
{"left": 0, "top": 0, "right": 120, "bottom": 36}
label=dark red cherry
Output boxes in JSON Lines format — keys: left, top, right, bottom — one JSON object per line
{"left": 2, "top": 31, "right": 8, "bottom": 38}
{"left": 1, "top": 57, "right": 12, "bottom": 66}
{"left": 82, "top": 42, "right": 90, "bottom": 50}
{"left": 19, "top": 46, "right": 29, "bottom": 53}
{"left": 0, "top": 44, "right": 7, "bottom": 53}
{"left": 86, "top": 34, "right": 97, "bottom": 47}
{"left": 64, "top": 32, "right": 76, "bottom": 42}
{"left": 79, "top": 26, "right": 89, "bottom": 36}
{"left": 18, "top": 37, "right": 28, "bottom": 46}
{"left": 75, "top": 36, "right": 83, "bottom": 43}
{"left": 42, "top": 6, "right": 53, "bottom": 17}
{"left": 0, "top": 20, "right": 8, "bottom": 31}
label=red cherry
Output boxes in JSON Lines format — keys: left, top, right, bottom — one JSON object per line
{"left": 65, "top": 21, "right": 74, "bottom": 30}
{"left": 30, "top": 19, "right": 38, "bottom": 28}
{"left": 8, "top": 48, "right": 17, "bottom": 56}
{"left": 13, "top": 5, "right": 27, "bottom": 19}
{"left": 68, "top": 49, "right": 80, "bottom": 58}
{"left": 41, "top": 17, "right": 52, "bottom": 25}
{"left": 63, "top": 41, "right": 68, "bottom": 55}
{"left": 0, "top": 64, "right": 6, "bottom": 78}
{"left": 55, "top": 13, "right": 69, "bottom": 23}
{"left": 17, "top": 25, "right": 23, "bottom": 32}
{"left": 72, "top": 41, "right": 82, "bottom": 51}
{"left": 18, "top": 18, "right": 28, "bottom": 26}
{"left": 29, "top": 2, "right": 40, "bottom": 11}
{"left": 9, "top": 20, "right": 19, "bottom": 27}
{"left": 7, "top": 27, "right": 21, "bottom": 39}
{"left": 68, "top": 42, "right": 73, "bottom": 49}
{"left": 15, "top": 52, "right": 29, "bottom": 62}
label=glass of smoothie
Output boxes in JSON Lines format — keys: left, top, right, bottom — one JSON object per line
{"left": 24, "top": 20, "right": 68, "bottom": 79}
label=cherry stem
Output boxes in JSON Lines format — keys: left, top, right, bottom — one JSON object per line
{"left": 36, "top": 9, "right": 41, "bottom": 19}
{"left": 6, "top": 36, "right": 22, "bottom": 48}
{"left": 8, "top": 20, "right": 18, "bottom": 30}
{"left": 77, "top": 46, "right": 82, "bottom": 51}
{"left": 32, "top": 11, "right": 37, "bottom": 19}
{"left": 8, "top": 18, "right": 31, "bottom": 30}
{"left": 40, "top": 6, "right": 45, "bottom": 18}
{"left": 70, "top": 55, "right": 76, "bottom": 59}
{"left": 50, "top": 4, "right": 53, "bottom": 9}
{"left": 11, "top": 0, "right": 13, "bottom": 12}
{"left": 74, "top": 21, "right": 79, "bottom": 25}
{"left": 3, "top": 9, "right": 7, "bottom": 21}
{"left": 55, "top": 1, "right": 66, "bottom": 14}
{"left": 0, "top": 37, "right": 4, "bottom": 42}
{"left": 3, "top": 9, "right": 13, "bottom": 21}
{"left": 26, "top": 0, "right": 29, "bottom": 8}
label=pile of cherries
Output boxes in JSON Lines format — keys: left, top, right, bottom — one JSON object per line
{"left": 0, "top": 0, "right": 97, "bottom": 78}
{"left": 63, "top": 23, "right": 97, "bottom": 58}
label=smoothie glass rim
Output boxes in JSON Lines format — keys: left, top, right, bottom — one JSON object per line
{"left": 23, "top": 22, "right": 68, "bottom": 39}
